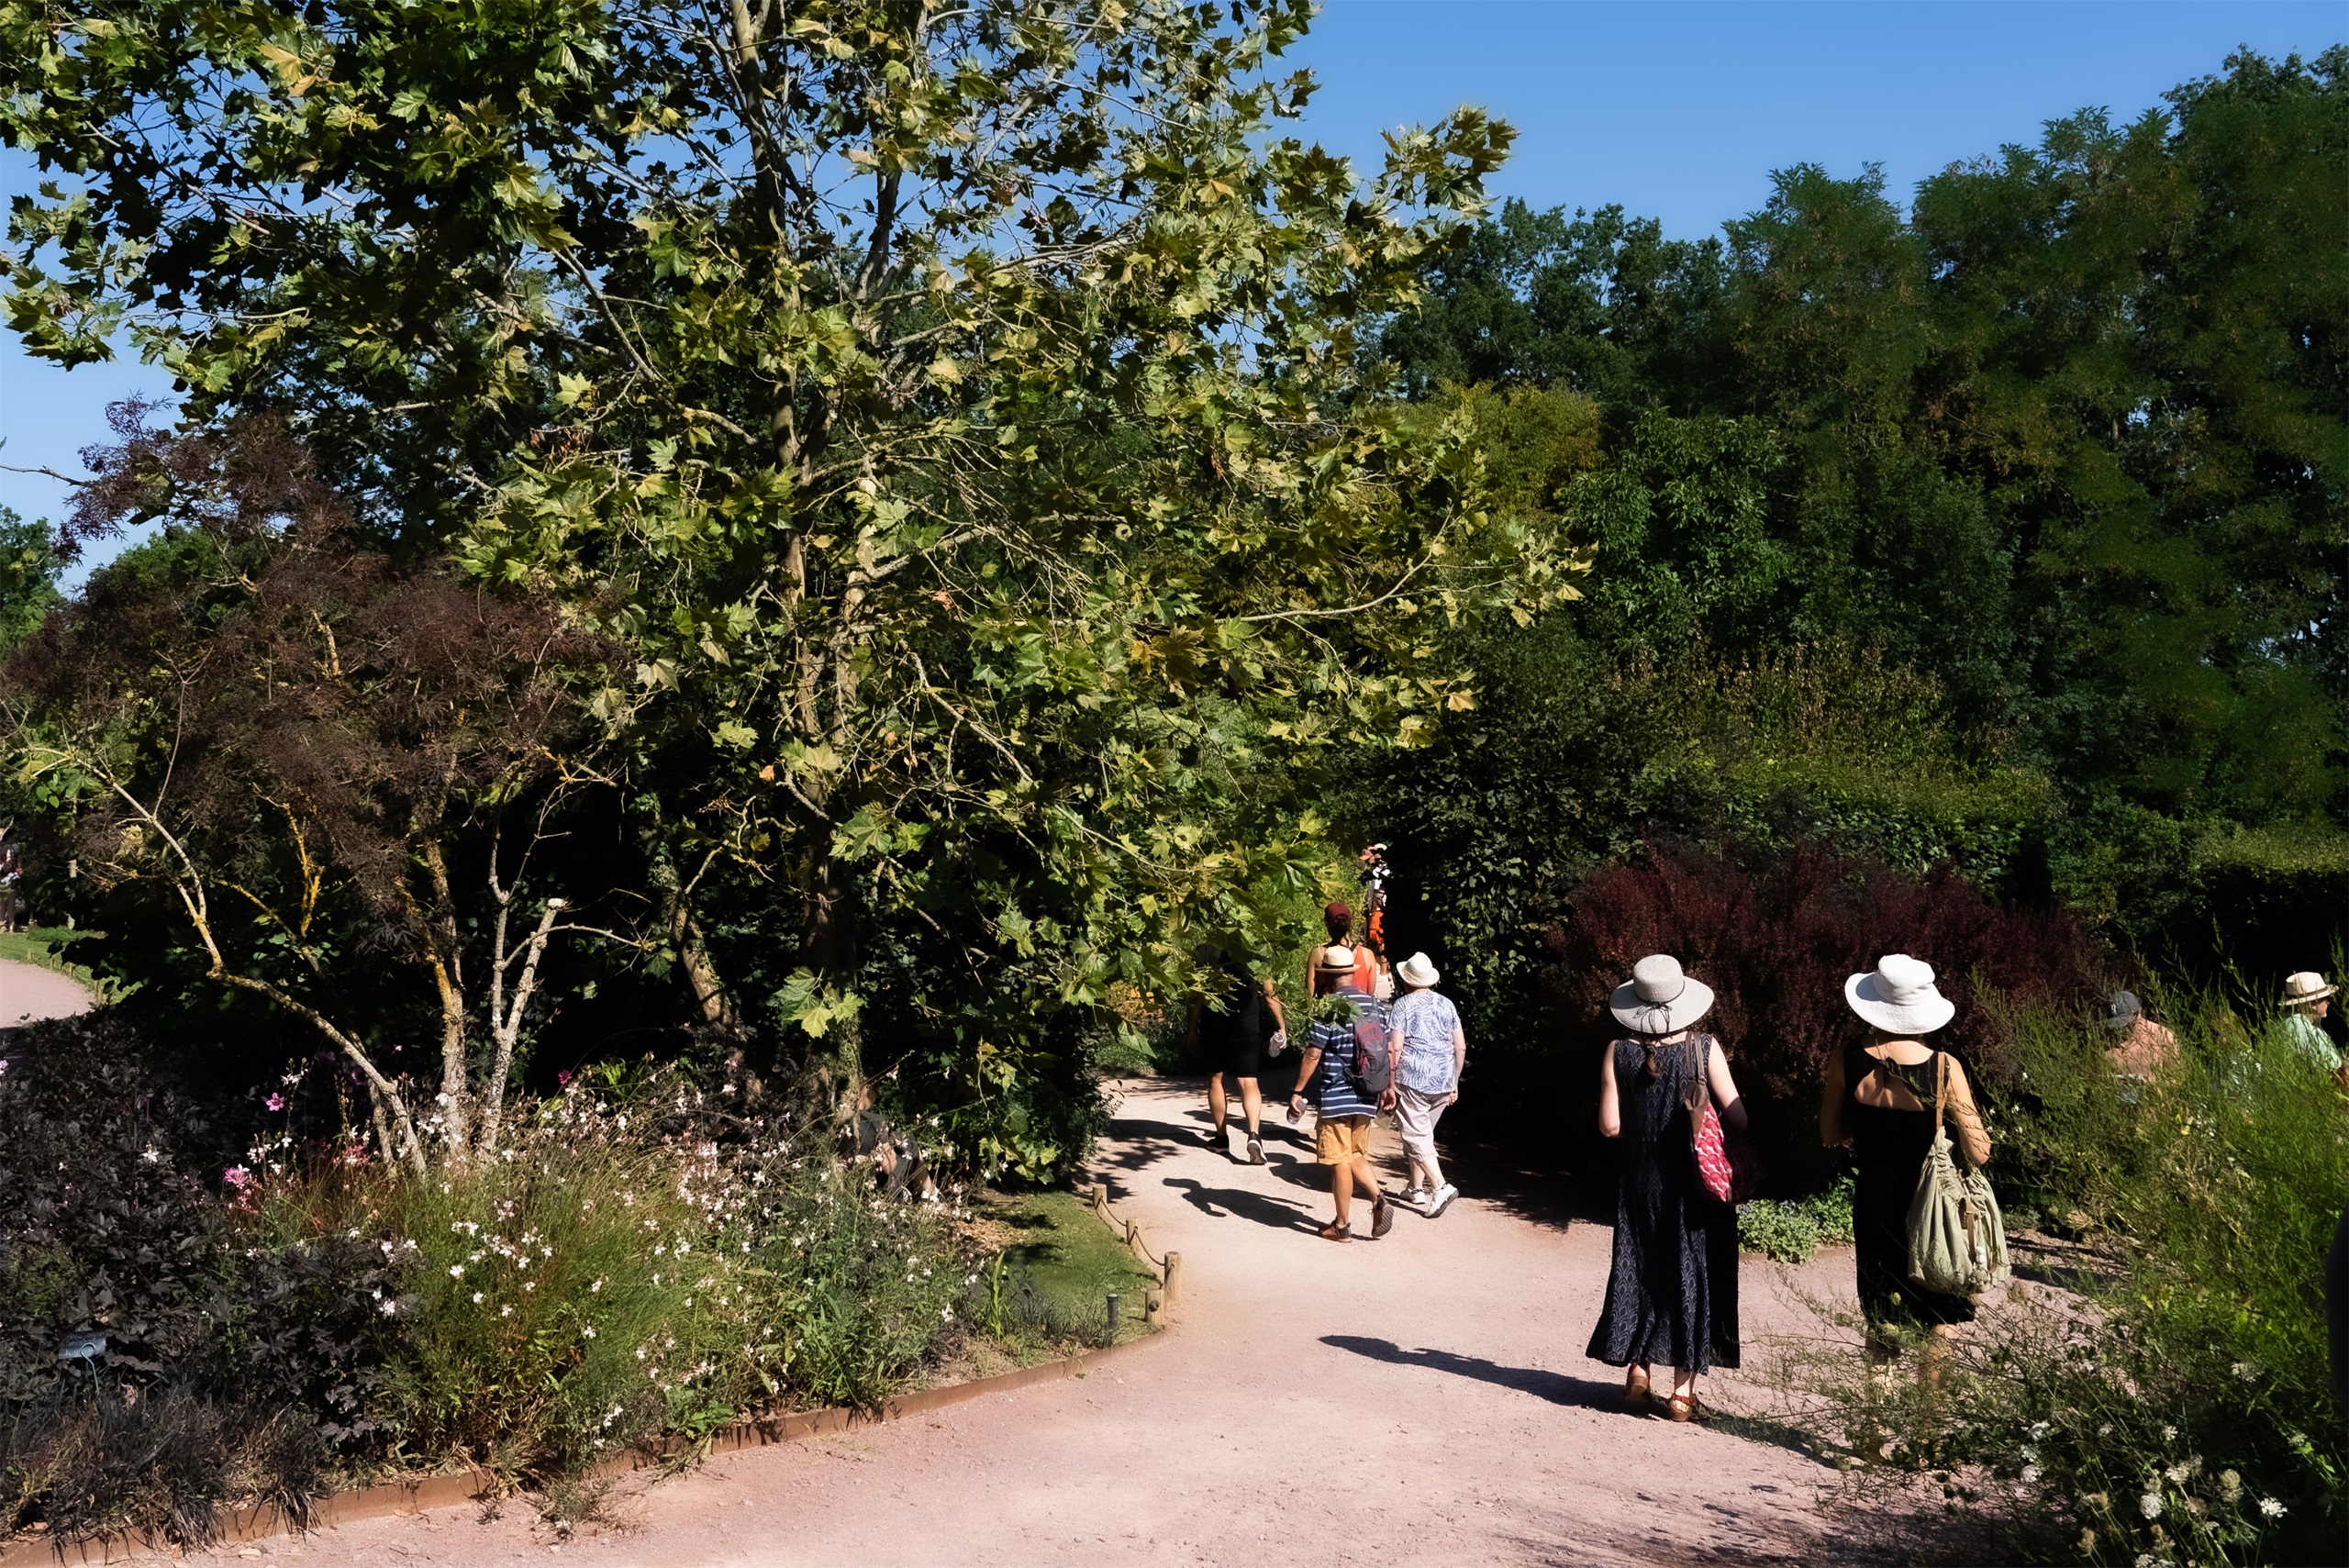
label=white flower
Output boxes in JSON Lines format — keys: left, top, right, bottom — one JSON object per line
{"left": 2162, "top": 1425, "right": 2177, "bottom": 1441}
{"left": 581, "top": 1326, "right": 596, "bottom": 1339}
{"left": 449, "top": 1265, "right": 464, "bottom": 1278}
{"left": 378, "top": 1299, "right": 397, "bottom": 1317}
{"left": 2140, "top": 1492, "right": 2163, "bottom": 1519}
{"left": 500, "top": 1305, "right": 512, "bottom": 1318}
{"left": 2231, "top": 1361, "right": 2258, "bottom": 1380}
{"left": 2021, "top": 1465, "right": 2040, "bottom": 1484}
{"left": 2028, "top": 1421, "right": 2050, "bottom": 1440}
{"left": 2258, "top": 1497, "right": 2286, "bottom": 1519}
{"left": 472, "top": 1292, "right": 484, "bottom": 1304}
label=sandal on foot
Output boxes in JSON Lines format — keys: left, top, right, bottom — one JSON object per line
{"left": 1317, "top": 1222, "right": 1352, "bottom": 1242}
{"left": 1665, "top": 1395, "right": 1709, "bottom": 1423}
{"left": 1623, "top": 1368, "right": 1652, "bottom": 1407}
{"left": 1371, "top": 1195, "right": 1395, "bottom": 1239}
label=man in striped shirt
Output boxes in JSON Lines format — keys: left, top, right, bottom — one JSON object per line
{"left": 1288, "top": 945, "right": 1396, "bottom": 1241}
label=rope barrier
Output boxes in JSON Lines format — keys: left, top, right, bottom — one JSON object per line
{"left": 1080, "top": 1181, "right": 1177, "bottom": 1329}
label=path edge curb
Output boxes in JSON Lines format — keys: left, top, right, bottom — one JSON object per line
{"left": 0, "top": 1333, "right": 1164, "bottom": 1567}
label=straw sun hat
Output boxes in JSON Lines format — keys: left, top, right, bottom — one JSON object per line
{"left": 1609, "top": 954, "right": 1715, "bottom": 1035}
{"left": 1396, "top": 951, "right": 1440, "bottom": 988}
{"left": 1315, "top": 944, "right": 1360, "bottom": 976}
{"left": 1844, "top": 954, "right": 1956, "bottom": 1036}
{"left": 2283, "top": 972, "right": 2338, "bottom": 1008}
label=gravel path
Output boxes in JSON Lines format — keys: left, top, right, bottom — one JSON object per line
{"left": 0, "top": 955, "right": 93, "bottom": 1029}
{"left": 250, "top": 1075, "right": 1882, "bottom": 1567}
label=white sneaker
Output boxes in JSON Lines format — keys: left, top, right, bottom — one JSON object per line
{"left": 1401, "top": 1186, "right": 1428, "bottom": 1208}
{"left": 1425, "top": 1184, "right": 1458, "bottom": 1218}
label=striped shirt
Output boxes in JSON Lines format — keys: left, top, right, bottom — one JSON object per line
{"left": 1305, "top": 986, "right": 1388, "bottom": 1120}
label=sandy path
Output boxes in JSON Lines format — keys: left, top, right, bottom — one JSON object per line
{"left": 242, "top": 1076, "right": 1876, "bottom": 1567}
{"left": 0, "top": 955, "right": 93, "bottom": 1029}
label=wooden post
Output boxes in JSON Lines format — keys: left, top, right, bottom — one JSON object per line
{"left": 1144, "top": 1287, "right": 1165, "bottom": 1329}
{"left": 1163, "top": 1251, "right": 1183, "bottom": 1303}
{"left": 1124, "top": 1218, "right": 1150, "bottom": 1266}
{"left": 1090, "top": 1184, "right": 1112, "bottom": 1224}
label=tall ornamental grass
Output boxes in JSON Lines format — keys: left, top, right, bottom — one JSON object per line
{"left": 1750, "top": 991, "right": 2346, "bottom": 1566}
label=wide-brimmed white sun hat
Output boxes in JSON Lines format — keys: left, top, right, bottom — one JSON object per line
{"left": 1609, "top": 954, "right": 1715, "bottom": 1035}
{"left": 2283, "top": 971, "right": 2338, "bottom": 1008}
{"left": 1396, "top": 951, "right": 1440, "bottom": 988}
{"left": 1315, "top": 943, "right": 1359, "bottom": 976}
{"left": 1845, "top": 954, "right": 1956, "bottom": 1035}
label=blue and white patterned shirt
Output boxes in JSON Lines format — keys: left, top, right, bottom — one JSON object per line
{"left": 1304, "top": 985, "right": 1388, "bottom": 1119}
{"left": 1387, "top": 988, "right": 1461, "bottom": 1094}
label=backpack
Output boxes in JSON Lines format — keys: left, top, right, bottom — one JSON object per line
{"left": 1905, "top": 1053, "right": 2009, "bottom": 1298}
{"left": 1329, "top": 995, "right": 1392, "bottom": 1096}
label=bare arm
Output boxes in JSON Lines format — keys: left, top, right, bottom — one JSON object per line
{"left": 1260, "top": 977, "right": 1286, "bottom": 1038}
{"left": 1944, "top": 1058, "right": 1992, "bottom": 1168}
{"left": 1598, "top": 1041, "right": 1621, "bottom": 1138}
{"left": 1449, "top": 1020, "right": 1467, "bottom": 1105}
{"left": 1820, "top": 1048, "right": 1850, "bottom": 1148}
{"left": 1709, "top": 1039, "right": 1749, "bottom": 1134}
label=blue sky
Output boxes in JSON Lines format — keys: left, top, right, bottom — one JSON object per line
{"left": 4, "top": 0, "right": 2342, "bottom": 565}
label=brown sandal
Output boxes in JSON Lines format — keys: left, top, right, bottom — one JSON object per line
{"left": 1318, "top": 1222, "right": 1352, "bottom": 1242}
{"left": 1665, "top": 1395, "right": 1709, "bottom": 1422}
{"left": 1623, "top": 1368, "right": 1652, "bottom": 1407}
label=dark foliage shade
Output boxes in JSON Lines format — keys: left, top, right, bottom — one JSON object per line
{"left": 1542, "top": 841, "right": 2120, "bottom": 1185}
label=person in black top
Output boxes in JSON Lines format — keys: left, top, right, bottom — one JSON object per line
{"left": 1187, "top": 941, "right": 1288, "bottom": 1163}
{"left": 1820, "top": 954, "right": 1991, "bottom": 1377}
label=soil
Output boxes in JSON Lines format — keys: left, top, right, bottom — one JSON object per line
{"left": 191, "top": 1075, "right": 1907, "bottom": 1567}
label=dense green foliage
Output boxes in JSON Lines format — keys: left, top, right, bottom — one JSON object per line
{"left": 1379, "top": 47, "right": 2348, "bottom": 971}
{"left": 0, "top": 507, "right": 61, "bottom": 656}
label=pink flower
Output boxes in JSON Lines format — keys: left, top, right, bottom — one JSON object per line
{"left": 264, "top": 1093, "right": 285, "bottom": 1112}
{"left": 223, "top": 1165, "right": 253, "bottom": 1190}
{"left": 557, "top": 1071, "right": 574, "bottom": 1087}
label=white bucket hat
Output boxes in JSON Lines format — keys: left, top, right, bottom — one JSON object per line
{"left": 1609, "top": 954, "right": 1714, "bottom": 1035}
{"left": 1396, "top": 951, "right": 1440, "bottom": 988}
{"left": 1845, "top": 954, "right": 1956, "bottom": 1035}
{"left": 2283, "top": 971, "right": 2337, "bottom": 1008}
{"left": 1315, "top": 944, "right": 1359, "bottom": 977}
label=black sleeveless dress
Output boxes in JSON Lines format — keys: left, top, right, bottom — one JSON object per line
{"left": 1844, "top": 1041, "right": 1976, "bottom": 1329}
{"left": 1586, "top": 1036, "right": 1741, "bottom": 1373}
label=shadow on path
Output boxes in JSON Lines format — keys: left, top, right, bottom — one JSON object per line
{"left": 1163, "top": 1175, "right": 1320, "bottom": 1234}
{"left": 1319, "top": 1334, "right": 1620, "bottom": 1411}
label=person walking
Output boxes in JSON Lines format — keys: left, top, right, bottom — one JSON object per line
{"left": 1288, "top": 944, "right": 1395, "bottom": 1242}
{"left": 1819, "top": 954, "right": 1990, "bottom": 1377}
{"left": 1387, "top": 951, "right": 1465, "bottom": 1217}
{"left": 2104, "top": 989, "right": 2177, "bottom": 1092}
{"left": 1186, "top": 940, "right": 1287, "bottom": 1164}
{"left": 1306, "top": 901, "right": 1380, "bottom": 999}
{"left": 2273, "top": 972, "right": 2343, "bottom": 1081}
{"left": 1587, "top": 955, "right": 1746, "bottom": 1421}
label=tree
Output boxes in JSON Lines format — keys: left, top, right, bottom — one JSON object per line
{"left": 2, "top": 414, "right": 618, "bottom": 1173}
{"left": 0, "top": 506, "right": 61, "bottom": 655}
{"left": 2, "top": 0, "right": 1586, "bottom": 1171}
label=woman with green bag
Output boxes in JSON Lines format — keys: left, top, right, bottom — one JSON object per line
{"left": 1820, "top": 954, "right": 1992, "bottom": 1373}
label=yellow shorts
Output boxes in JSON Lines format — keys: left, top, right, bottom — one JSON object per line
{"left": 1315, "top": 1115, "right": 1374, "bottom": 1164}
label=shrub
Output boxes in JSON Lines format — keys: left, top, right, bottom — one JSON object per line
{"left": 1546, "top": 840, "right": 2118, "bottom": 1190}
{"left": 1748, "top": 996, "right": 2348, "bottom": 1565}
{"left": 1737, "top": 1174, "right": 1854, "bottom": 1263}
{"left": 0, "top": 1023, "right": 978, "bottom": 1544}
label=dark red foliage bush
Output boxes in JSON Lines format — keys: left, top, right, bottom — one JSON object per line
{"left": 1544, "top": 840, "right": 2119, "bottom": 1184}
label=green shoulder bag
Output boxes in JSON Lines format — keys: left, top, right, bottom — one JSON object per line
{"left": 1905, "top": 1052, "right": 2010, "bottom": 1299}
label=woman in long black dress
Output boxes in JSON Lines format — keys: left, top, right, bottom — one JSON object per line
{"left": 1587, "top": 954, "right": 1748, "bottom": 1421}
{"left": 1820, "top": 954, "right": 1991, "bottom": 1373}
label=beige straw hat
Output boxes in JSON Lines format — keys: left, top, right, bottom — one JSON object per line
{"left": 1844, "top": 954, "right": 1956, "bottom": 1035}
{"left": 2283, "top": 971, "right": 2338, "bottom": 1008}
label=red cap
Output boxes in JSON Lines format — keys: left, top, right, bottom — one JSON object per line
{"left": 1323, "top": 900, "right": 1351, "bottom": 921}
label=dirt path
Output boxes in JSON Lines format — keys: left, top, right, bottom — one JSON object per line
{"left": 201, "top": 1077, "right": 1876, "bottom": 1567}
{"left": 0, "top": 955, "right": 93, "bottom": 1029}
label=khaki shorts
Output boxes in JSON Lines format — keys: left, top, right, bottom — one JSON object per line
{"left": 1315, "top": 1114, "right": 1375, "bottom": 1164}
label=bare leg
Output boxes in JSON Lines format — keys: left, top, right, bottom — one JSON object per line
{"left": 1205, "top": 1073, "right": 1228, "bottom": 1136}
{"left": 1234, "top": 1076, "right": 1263, "bottom": 1136}
{"left": 1329, "top": 1162, "right": 1352, "bottom": 1229}
{"left": 1349, "top": 1159, "right": 1381, "bottom": 1201}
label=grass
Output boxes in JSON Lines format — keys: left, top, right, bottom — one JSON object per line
{"left": 974, "top": 1191, "right": 1161, "bottom": 1347}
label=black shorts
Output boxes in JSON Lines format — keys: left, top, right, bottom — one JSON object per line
{"left": 1208, "top": 1030, "right": 1262, "bottom": 1080}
